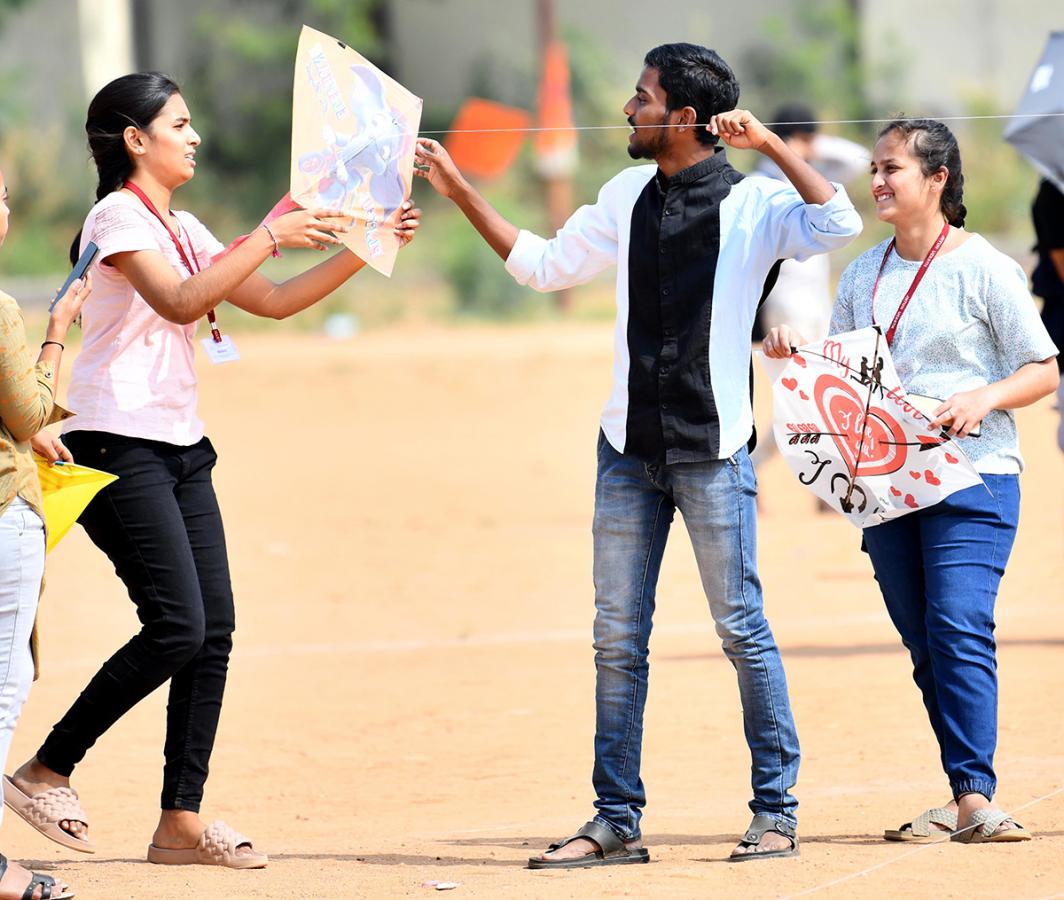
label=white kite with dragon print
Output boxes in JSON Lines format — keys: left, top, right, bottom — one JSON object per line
{"left": 759, "top": 325, "right": 984, "bottom": 528}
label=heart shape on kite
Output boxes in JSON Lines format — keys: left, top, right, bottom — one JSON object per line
{"left": 904, "top": 493, "right": 919, "bottom": 508}
{"left": 925, "top": 469, "right": 941, "bottom": 485}
{"left": 782, "top": 377, "right": 798, "bottom": 392}
{"left": 814, "top": 374, "right": 908, "bottom": 477}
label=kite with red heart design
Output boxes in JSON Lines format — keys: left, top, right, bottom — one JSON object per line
{"left": 758, "top": 326, "right": 983, "bottom": 528}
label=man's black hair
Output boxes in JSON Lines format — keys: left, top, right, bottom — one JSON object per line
{"left": 643, "top": 43, "right": 739, "bottom": 147}
{"left": 770, "top": 103, "right": 818, "bottom": 140}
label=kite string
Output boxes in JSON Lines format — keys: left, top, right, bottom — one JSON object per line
{"left": 414, "top": 111, "right": 1064, "bottom": 136}
{"left": 841, "top": 328, "right": 881, "bottom": 512}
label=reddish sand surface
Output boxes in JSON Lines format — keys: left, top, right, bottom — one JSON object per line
{"left": 6, "top": 326, "right": 1062, "bottom": 899}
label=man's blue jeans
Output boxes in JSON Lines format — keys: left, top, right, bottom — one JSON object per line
{"left": 590, "top": 433, "right": 800, "bottom": 841}
{"left": 862, "top": 476, "right": 1020, "bottom": 801}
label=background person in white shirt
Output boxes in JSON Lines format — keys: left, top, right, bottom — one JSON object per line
{"left": 751, "top": 104, "right": 870, "bottom": 499}
{"left": 754, "top": 103, "right": 870, "bottom": 344}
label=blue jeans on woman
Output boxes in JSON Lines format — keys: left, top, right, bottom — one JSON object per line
{"left": 862, "top": 476, "right": 1020, "bottom": 801}
{"left": 590, "top": 433, "right": 800, "bottom": 841}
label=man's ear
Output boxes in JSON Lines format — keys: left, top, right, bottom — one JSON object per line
{"left": 678, "top": 106, "right": 699, "bottom": 130}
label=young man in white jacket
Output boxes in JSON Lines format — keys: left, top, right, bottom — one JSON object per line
{"left": 415, "top": 42, "right": 862, "bottom": 867}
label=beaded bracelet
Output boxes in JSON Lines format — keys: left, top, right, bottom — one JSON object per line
{"left": 261, "top": 223, "right": 281, "bottom": 258}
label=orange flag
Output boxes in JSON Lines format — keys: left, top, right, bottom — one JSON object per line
{"left": 534, "top": 40, "right": 577, "bottom": 178}
{"left": 444, "top": 99, "right": 531, "bottom": 180}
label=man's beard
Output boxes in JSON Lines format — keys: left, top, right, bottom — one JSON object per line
{"left": 626, "top": 114, "right": 672, "bottom": 160}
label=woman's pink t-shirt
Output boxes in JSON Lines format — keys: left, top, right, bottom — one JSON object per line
{"left": 63, "top": 192, "right": 225, "bottom": 446}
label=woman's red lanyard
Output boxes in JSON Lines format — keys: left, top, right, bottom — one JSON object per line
{"left": 871, "top": 220, "right": 950, "bottom": 346}
{"left": 123, "top": 180, "right": 223, "bottom": 343}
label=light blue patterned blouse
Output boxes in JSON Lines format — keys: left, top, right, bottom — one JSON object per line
{"left": 831, "top": 233, "right": 1059, "bottom": 474}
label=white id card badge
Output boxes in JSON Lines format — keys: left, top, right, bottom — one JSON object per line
{"left": 201, "top": 335, "right": 241, "bottom": 365}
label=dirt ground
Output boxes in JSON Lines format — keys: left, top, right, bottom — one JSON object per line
{"left": 6, "top": 324, "right": 1062, "bottom": 899}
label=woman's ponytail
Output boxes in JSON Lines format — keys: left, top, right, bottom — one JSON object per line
{"left": 70, "top": 72, "right": 181, "bottom": 263}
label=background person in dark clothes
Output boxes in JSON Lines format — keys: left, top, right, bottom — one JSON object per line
{"left": 1031, "top": 178, "right": 1064, "bottom": 451}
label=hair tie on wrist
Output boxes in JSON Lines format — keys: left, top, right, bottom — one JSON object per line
{"left": 261, "top": 223, "right": 281, "bottom": 258}
{"left": 41, "top": 340, "right": 65, "bottom": 351}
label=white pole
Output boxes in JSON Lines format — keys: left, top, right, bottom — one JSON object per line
{"left": 77, "top": 0, "right": 135, "bottom": 101}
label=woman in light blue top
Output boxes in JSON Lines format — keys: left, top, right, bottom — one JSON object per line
{"left": 765, "top": 119, "right": 1059, "bottom": 844}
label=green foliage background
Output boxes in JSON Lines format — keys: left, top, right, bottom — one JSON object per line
{"left": 0, "top": 0, "right": 1043, "bottom": 321}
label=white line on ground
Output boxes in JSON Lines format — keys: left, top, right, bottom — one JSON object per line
{"left": 782, "top": 785, "right": 1064, "bottom": 899}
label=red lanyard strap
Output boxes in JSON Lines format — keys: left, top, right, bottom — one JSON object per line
{"left": 123, "top": 180, "right": 222, "bottom": 342}
{"left": 871, "top": 220, "right": 950, "bottom": 346}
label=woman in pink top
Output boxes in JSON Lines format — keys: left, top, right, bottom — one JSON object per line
{"left": 5, "top": 72, "right": 419, "bottom": 870}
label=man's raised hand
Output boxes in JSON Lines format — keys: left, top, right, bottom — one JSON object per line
{"left": 707, "top": 109, "right": 773, "bottom": 153}
{"left": 414, "top": 138, "right": 466, "bottom": 199}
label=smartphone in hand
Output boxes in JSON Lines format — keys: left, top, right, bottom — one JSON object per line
{"left": 50, "top": 241, "right": 100, "bottom": 312}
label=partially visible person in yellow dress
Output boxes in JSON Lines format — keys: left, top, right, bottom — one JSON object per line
{"left": 0, "top": 162, "right": 89, "bottom": 900}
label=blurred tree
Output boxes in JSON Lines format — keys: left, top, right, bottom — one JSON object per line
{"left": 180, "top": 0, "right": 382, "bottom": 228}
{"left": 954, "top": 93, "right": 1039, "bottom": 240}
{"left": 0, "top": 0, "right": 88, "bottom": 276}
{"left": 741, "top": 0, "right": 869, "bottom": 122}
{"left": 0, "top": 0, "right": 28, "bottom": 22}
{"left": 0, "top": 0, "right": 33, "bottom": 122}
{"left": 438, "top": 22, "right": 628, "bottom": 319}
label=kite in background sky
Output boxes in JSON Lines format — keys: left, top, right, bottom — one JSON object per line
{"left": 759, "top": 326, "right": 983, "bottom": 528}
{"left": 291, "top": 25, "right": 423, "bottom": 276}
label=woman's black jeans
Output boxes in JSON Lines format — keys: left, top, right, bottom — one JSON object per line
{"left": 37, "top": 431, "right": 235, "bottom": 812}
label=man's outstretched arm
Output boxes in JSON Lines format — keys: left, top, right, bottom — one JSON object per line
{"left": 414, "top": 137, "right": 621, "bottom": 293}
{"left": 415, "top": 139, "right": 518, "bottom": 260}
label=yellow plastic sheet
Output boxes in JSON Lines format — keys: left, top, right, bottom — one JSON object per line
{"left": 34, "top": 455, "right": 117, "bottom": 552}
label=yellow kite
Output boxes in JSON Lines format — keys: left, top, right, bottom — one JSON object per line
{"left": 34, "top": 455, "right": 117, "bottom": 552}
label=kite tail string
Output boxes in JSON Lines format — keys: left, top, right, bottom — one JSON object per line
{"left": 842, "top": 329, "right": 882, "bottom": 513}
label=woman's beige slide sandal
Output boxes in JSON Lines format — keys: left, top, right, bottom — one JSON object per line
{"left": 146, "top": 820, "right": 268, "bottom": 869}
{"left": 951, "top": 808, "right": 1032, "bottom": 844}
{"left": 884, "top": 806, "right": 957, "bottom": 842}
{"left": 2, "top": 775, "right": 95, "bottom": 854}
